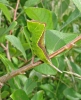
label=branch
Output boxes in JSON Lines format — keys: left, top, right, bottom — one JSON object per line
{"left": 49, "top": 35, "right": 81, "bottom": 58}
{"left": 0, "top": 35, "right": 81, "bottom": 86}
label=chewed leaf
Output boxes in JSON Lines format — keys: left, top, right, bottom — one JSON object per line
{"left": 6, "top": 35, "right": 26, "bottom": 59}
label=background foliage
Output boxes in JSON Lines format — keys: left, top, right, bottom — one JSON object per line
{"left": 0, "top": 0, "right": 81, "bottom": 100}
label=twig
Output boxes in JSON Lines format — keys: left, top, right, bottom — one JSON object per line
{"left": 10, "top": 0, "right": 20, "bottom": 35}
{"left": 65, "top": 57, "right": 73, "bottom": 71}
{"left": 13, "top": 0, "right": 20, "bottom": 21}
{"left": 63, "top": 71, "right": 81, "bottom": 79}
{"left": 0, "top": 42, "right": 11, "bottom": 61}
{"left": 0, "top": 35, "right": 81, "bottom": 86}
{"left": 0, "top": 43, "right": 6, "bottom": 50}
{"left": 0, "top": 43, "right": 11, "bottom": 61}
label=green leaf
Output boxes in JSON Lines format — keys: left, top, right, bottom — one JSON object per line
{"left": 9, "top": 75, "right": 27, "bottom": 89}
{"left": 0, "top": 3, "right": 11, "bottom": 22}
{"left": 25, "top": 0, "right": 41, "bottom": 7}
{"left": 61, "top": 8, "right": 81, "bottom": 30}
{"left": 70, "top": 61, "right": 81, "bottom": 75}
{"left": 4, "top": 21, "right": 17, "bottom": 34}
{"left": 31, "top": 91, "right": 44, "bottom": 100}
{"left": 0, "top": 21, "right": 17, "bottom": 37}
{"left": 25, "top": 7, "right": 53, "bottom": 29}
{"left": 45, "top": 30, "right": 77, "bottom": 54}
{"left": 10, "top": 89, "right": 29, "bottom": 100}
{"left": 63, "top": 88, "right": 81, "bottom": 100}
{"left": 58, "top": 0, "right": 70, "bottom": 16}
{"left": 73, "top": 48, "right": 81, "bottom": 53}
{"left": 8, "top": 76, "right": 22, "bottom": 89}
{"left": 23, "top": 27, "right": 32, "bottom": 50}
{"left": 0, "top": 54, "right": 15, "bottom": 72}
{"left": 1, "top": 91, "right": 9, "bottom": 99}
{"left": 24, "top": 78, "right": 37, "bottom": 95}
{"left": 0, "top": 28, "right": 6, "bottom": 36}
{"left": 52, "top": 12, "right": 57, "bottom": 29}
{"left": 0, "top": 0, "right": 9, "bottom": 5}
{"left": 40, "top": 84, "right": 54, "bottom": 94}
{"left": 5, "top": 35, "right": 26, "bottom": 59}
{"left": 18, "top": 75, "right": 27, "bottom": 85}
{"left": 12, "top": 57, "right": 18, "bottom": 65}
{"left": 35, "top": 58, "right": 58, "bottom": 75}
{"left": 72, "top": 0, "right": 81, "bottom": 12}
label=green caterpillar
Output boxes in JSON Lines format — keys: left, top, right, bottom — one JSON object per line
{"left": 27, "top": 20, "right": 62, "bottom": 73}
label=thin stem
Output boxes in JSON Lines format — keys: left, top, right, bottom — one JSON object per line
{"left": 0, "top": 43, "right": 6, "bottom": 50}
{"left": 10, "top": 0, "right": 20, "bottom": 34}
{"left": 63, "top": 71, "right": 81, "bottom": 78}
{"left": 0, "top": 43, "right": 11, "bottom": 61}
{"left": 6, "top": 41, "right": 11, "bottom": 61}
{"left": 13, "top": 0, "right": 20, "bottom": 21}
